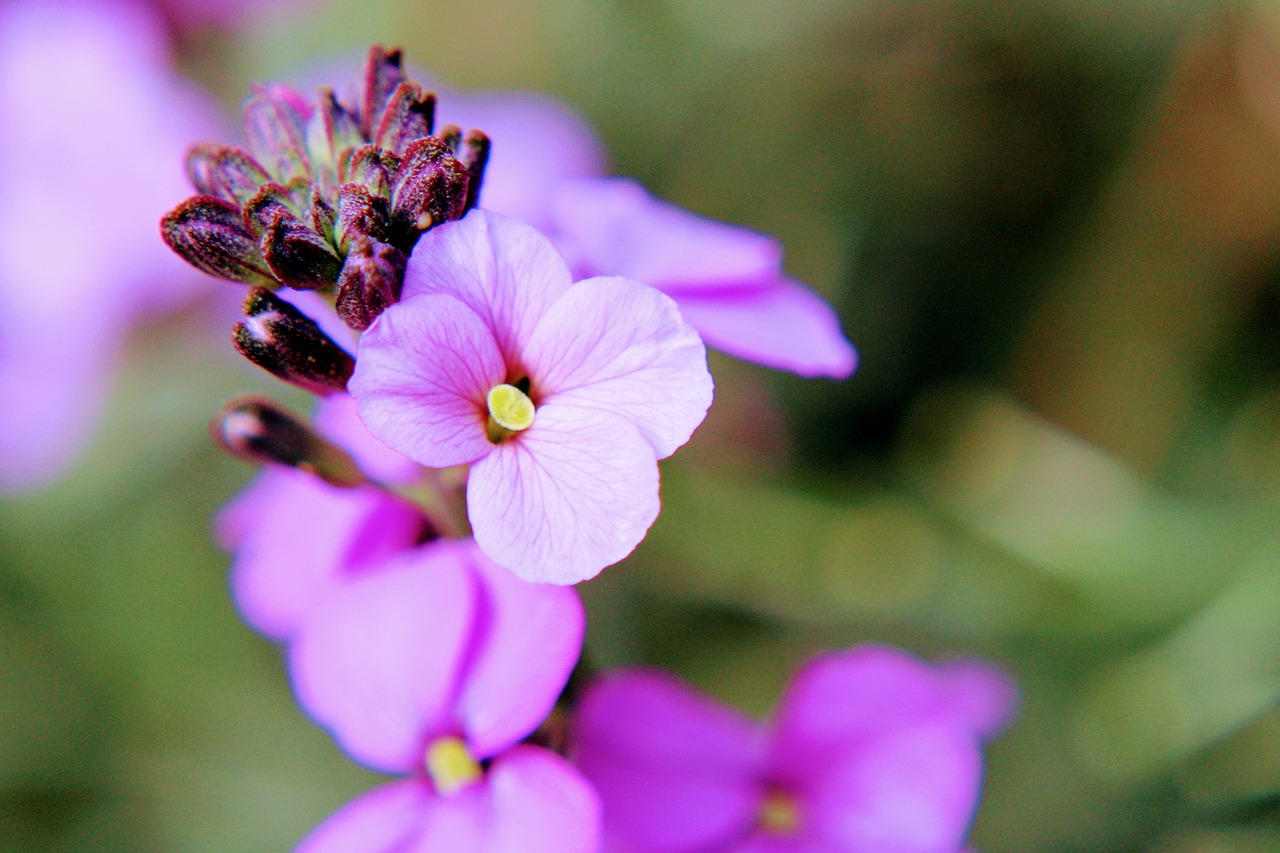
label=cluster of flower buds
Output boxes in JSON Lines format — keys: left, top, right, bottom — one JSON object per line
{"left": 162, "top": 46, "right": 489, "bottom": 345}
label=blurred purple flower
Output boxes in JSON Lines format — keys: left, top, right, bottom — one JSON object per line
{"left": 0, "top": 0, "right": 218, "bottom": 490}
{"left": 291, "top": 538, "right": 599, "bottom": 853}
{"left": 443, "top": 97, "right": 855, "bottom": 379}
{"left": 349, "top": 209, "right": 713, "bottom": 585}
{"left": 572, "top": 645, "right": 1016, "bottom": 853}
{"left": 219, "top": 393, "right": 426, "bottom": 642}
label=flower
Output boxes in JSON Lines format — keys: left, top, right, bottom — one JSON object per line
{"left": 349, "top": 209, "right": 714, "bottom": 584}
{"left": 218, "top": 393, "right": 426, "bottom": 642}
{"left": 0, "top": 0, "right": 219, "bottom": 490}
{"left": 290, "top": 538, "right": 599, "bottom": 853}
{"left": 572, "top": 645, "right": 1016, "bottom": 853}
{"left": 442, "top": 95, "right": 855, "bottom": 378}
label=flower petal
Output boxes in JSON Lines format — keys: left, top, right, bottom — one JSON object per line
{"left": 671, "top": 279, "right": 856, "bottom": 379}
{"left": 467, "top": 405, "right": 660, "bottom": 584}
{"left": 288, "top": 543, "right": 478, "bottom": 773}
{"left": 483, "top": 746, "right": 602, "bottom": 853}
{"left": 526, "top": 276, "right": 712, "bottom": 459}
{"left": 351, "top": 293, "right": 504, "bottom": 468}
{"left": 806, "top": 724, "right": 982, "bottom": 853}
{"left": 296, "top": 779, "right": 433, "bottom": 853}
{"left": 223, "top": 469, "right": 423, "bottom": 642}
{"left": 400, "top": 210, "right": 574, "bottom": 360}
{"left": 313, "top": 392, "right": 422, "bottom": 485}
{"left": 573, "top": 670, "right": 763, "bottom": 853}
{"left": 549, "top": 178, "right": 781, "bottom": 288}
{"left": 459, "top": 547, "right": 586, "bottom": 757}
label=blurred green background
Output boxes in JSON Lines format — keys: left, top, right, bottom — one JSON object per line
{"left": 7, "top": 0, "right": 1280, "bottom": 849}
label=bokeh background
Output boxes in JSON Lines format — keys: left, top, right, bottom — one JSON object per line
{"left": 5, "top": 0, "right": 1280, "bottom": 849}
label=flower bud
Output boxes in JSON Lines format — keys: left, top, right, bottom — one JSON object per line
{"left": 461, "top": 130, "right": 490, "bottom": 213}
{"left": 260, "top": 207, "right": 344, "bottom": 290}
{"left": 335, "top": 182, "right": 390, "bottom": 253}
{"left": 233, "top": 288, "right": 355, "bottom": 395}
{"left": 335, "top": 236, "right": 406, "bottom": 330}
{"left": 353, "top": 45, "right": 406, "bottom": 139}
{"left": 345, "top": 144, "right": 398, "bottom": 198}
{"left": 307, "top": 88, "right": 363, "bottom": 191}
{"left": 185, "top": 143, "right": 272, "bottom": 207}
{"left": 389, "top": 136, "right": 469, "bottom": 245}
{"left": 161, "top": 195, "right": 276, "bottom": 286}
{"left": 245, "top": 86, "right": 312, "bottom": 185}
{"left": 212, "top": 396, "right": 366, "bottom": 488}
{"left": 373, "top": 81, "right": 436, "bottom": 156}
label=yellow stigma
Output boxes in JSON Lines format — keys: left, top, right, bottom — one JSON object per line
{"left": 758, "top": 788, "right": 802, "bottom": 836}
{"left": 425, "top": 736, "right": 483, "bottom": 796}
{"left": 486, "top": 383, "right": 536, "bottom": 442}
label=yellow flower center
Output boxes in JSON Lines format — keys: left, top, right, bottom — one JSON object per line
{"left": 424, "top": 736, "right": 483, "bottom": 796}
{"left": 757, "top": 788, "right": 802, "bottom": 836}
{"left": 486, "top": 382, "right": 536, "bottom": 442}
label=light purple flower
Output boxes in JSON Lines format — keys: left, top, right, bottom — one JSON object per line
{"left": 291, "top": 538, "right": 599, "bottom": 853}
{"left": 219, "top": 394, "right": 425, "bottom": 642}
{"left": 349, "top": 209, "right": 713, "bottom": 585}
{"left": 0, "top": 0, "right": 218, "bottom": 490}
{"left": 572, "top": 645, "right": 1016, "bottom": 853}
{"left": 443, "top": 94, "right": 854, "bottom": 378}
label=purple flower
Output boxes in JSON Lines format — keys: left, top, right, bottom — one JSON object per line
{"left": 349, "top": 209, "right": 714, "bottom": 585}
{"left": 572, "top": 645, "right": 1016, "bottom": 853}
{"left": 219, "top": 394, "right": 425, "bottom": 642}
{"left": 290, "top": 538, "right": 599, "bottom": 853}
{"left": 442, "top": 95, "right": 854, "bottom": 379}
{"left": 0, "top": 0, "right": 219, "bottom": 490}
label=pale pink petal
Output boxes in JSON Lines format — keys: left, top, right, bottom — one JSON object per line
{"left": 351, "top": 293, "right": 504, "bottom": 468}
{"left": 288, "top": 544, "right": 478, "bottom": 773}
{"left": 404, "top": 786, "right": 489, "bottom": 853}
{"left": 441, "top": 94, "right": 607, "bottom": 232}
{"left": 459, "top": 547, "right": 585, "bottom": 757}
{"left": 484, "top": 746, "right": 602, "bottom": 853}
{"left": 224, "top": 469, "right": 423, "bottom": 642}
{"left": 805, "top": 724, "right": 982, "bottom": 853}
{"left": 466, "top": 405, "right": 660, "bottom": 584}
{"left": 400, "top": 211, "right": 574, "bottom": 360}
{"left": 313, "top": 393, "right": 422, "bottom": 485}
{"left": 296, "top": 778, "right": 433, "bottom": 853}
{"left": 671, "top": 280, "right": 856, "bottom": 379}
{"left": 549, "top": 178, "right": 781, "bottom": 288}
{"left": 525, "top": 276, "right": 713, "bottom": 459}
{"left": 573, "top": 670, "right": 763, "bottom": 853}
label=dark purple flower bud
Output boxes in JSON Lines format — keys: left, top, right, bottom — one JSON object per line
{"left": 260, "top": 207, "right": 343, "bottom": 290}
{"left": 233, "top": 287, "right": 355, "bottom": 396}
{"left": 307, "top": 88, "right": 363, "bottom": 186}
{"left": 242, "top": 182, "right": 300, "bottom": 240}
{"left": 353, "top": 45, "right": 406, "bottom": 140}
{"left": 212, "top": 396, "right": 366, "bottom": 488}
{"left": 461, "top": 130, "right": 490, "bottom": 213}
{"left": 308, "top": 186, "right": 337, "bottom": 245}
{"left": 345, "top": 144, "right": 398, "bottom": 198}
{"left": 389, "top": 136, "right": 469, "bottom": 245}
{"left": 335, "top": 182, "right": 389, "bottom": 253}
{"left": 245, "top": 86, "right": 312, "bottom": 186}
{"left": 185, "top": 143, "right": 272, "bottom": 207}
{"left": 335, "top": 236, "right": 407, "bottom": 330}
{"left": 161, "top": 195, "right": 276, "bottom": 286}
{"left": 373, "top": 81, "right": 436, "bottom": 156}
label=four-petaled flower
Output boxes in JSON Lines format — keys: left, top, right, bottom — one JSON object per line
{"left": 350, "top": 209, "right": 714, "bottom": 584}
{"left": 572, "top": 645, "right": 1016, "bottom": 853}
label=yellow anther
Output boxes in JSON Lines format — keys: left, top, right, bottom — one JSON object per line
{"left": 758, "top": 788, "right": 802, "bottom": 836}
{"left": 486, "top": 383, "right": 536, "bottom": 440}
{"left": 425, "top": 736, "right": 483, "bottom": 796}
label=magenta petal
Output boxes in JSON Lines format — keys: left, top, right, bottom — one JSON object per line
{"left": 525, "top": 276, "right": 713, "bottom": 460}
{"left": 549, "top": 178, "right": 781, "bottom": 288}
{"left": 806, "top": 724, "right": 982, "bottom": 853}
{"left": 288, "top": 544, "right": 478, "bottom": 773}
{"left": 938, "top": 660, "right": 1019, "bottom": 740}
{"left": 459, "top": 547, "right": 586, "bottom": 757}
{"left": 313, "top": 393, "right": 422, "bottom": 485}
{"left": 224, "top": 469, "right": 422, "bottom": 642}
{"left": 400, "top": 211, "right": 574, "bottom": 359}
{"left": 296, "top": 778, "right": 433, "bottom": 853}
{"left": 350, "top": 293, "right": 504, "bottom": 468}
{"left": 573, "top": 670, "right": 763, "bottom": 853}
{"left": 484, "top": 746, "right": 602, "bottom": 853}
{"left": 672, "top": 279, "right": 856, "bottom": 379}
{"left": 467, "top": 405, "right": 660, "bottom": 584}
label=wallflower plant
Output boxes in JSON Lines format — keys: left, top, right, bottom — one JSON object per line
{"left": 160, "top": 44, "right": 1010, "bottom": 852}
